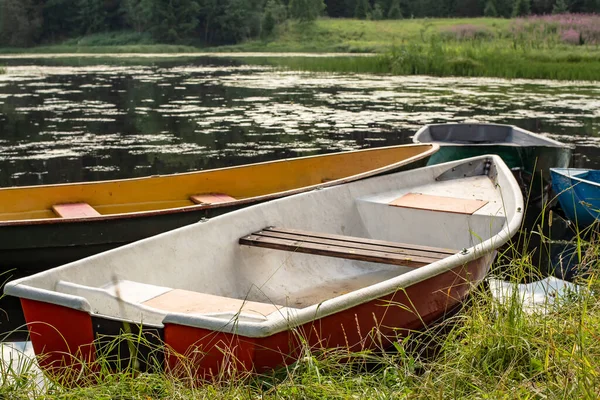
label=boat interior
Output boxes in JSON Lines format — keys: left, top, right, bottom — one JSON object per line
{"left": 18, "top": 158, "right": 515, "bottom": 327}
{"left": 418, "top": 124, "right": 561, "bottom": 146}
{"left": 570, "top": 169, "right": 600, "bottom": 183}
{"left": 0, "top": 145, "right": 432, "bottom": 223}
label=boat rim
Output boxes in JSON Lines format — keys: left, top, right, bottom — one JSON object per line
{"left": 412, "top": 123, "right": 574, "bottom": 149}
{"left": 0, "top": 143, "right": 439, "bottom": 227}
{"left": 5, "top": 154, "right": 524, "bottom": 338}
{"left": 550, "top": 168, "right": 600, "bottom": 189}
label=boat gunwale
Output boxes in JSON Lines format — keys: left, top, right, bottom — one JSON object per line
{"left": 550, "top": 168, "right": 600, "bottom": 189}
{"left": 412, "top": 123, "right": 574, "bottom": 149}
{"left": 5, "top": 155, "right": 524, "bottom": 338}
{"left": 0, "top": 144, "right": 438, "bottom": 227}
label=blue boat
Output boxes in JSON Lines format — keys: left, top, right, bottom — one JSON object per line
{"left": 551, "top": 168, "right": 600, "bottom": 228}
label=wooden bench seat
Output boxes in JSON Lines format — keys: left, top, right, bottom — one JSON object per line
{"left": 239, "top": 227, "right": 457, "bottom": 268}
{"left": 52, "top": 202, "right": 101, "bottom": 218}
{"left": 190, "top": 193, "right": 236, "bottom": 205}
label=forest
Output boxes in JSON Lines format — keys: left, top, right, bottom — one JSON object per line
{"left": 0, "top": 0, "right": 599, "bottom": 48}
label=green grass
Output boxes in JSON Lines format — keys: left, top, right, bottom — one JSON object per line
{"left": 239, "top": 40, "right": 600, "bottom": 81}
{"left": 1, "top": 19, "right": 600, "bottom": 80}
{"left": 220, "top": 17, "right": 513, "bottom": 53}
{"left": 2, "top": 211, "right": 600, "bottom": 398}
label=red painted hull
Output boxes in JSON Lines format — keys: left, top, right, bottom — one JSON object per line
{"left": 20, "top": 255, "right": 491, "bottom": 382}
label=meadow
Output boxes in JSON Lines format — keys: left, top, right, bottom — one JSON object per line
{"left": 2, "top": 214, "right": 599, "bottom": 399}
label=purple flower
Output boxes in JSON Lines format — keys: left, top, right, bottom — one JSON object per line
{"left": 441, "top": 25, "right": 493, "bottom": 41}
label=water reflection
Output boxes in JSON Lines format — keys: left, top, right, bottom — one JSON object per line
{"left": 0, "top": 57, "right": 598, "bottom": 188}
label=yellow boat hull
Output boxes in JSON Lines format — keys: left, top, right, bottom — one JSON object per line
{"left": 0, "top": 144, "right": 437, "bottom": 224}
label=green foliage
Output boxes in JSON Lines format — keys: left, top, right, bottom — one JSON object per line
{"left": 120, "top": 0, "right": 153, "bottom": 33}
{"left": 0, "top": 0, "right": 43, "bottom": 47}
{"left": 148, "top": 0, "right": 200, "bottom": 43}
{"left": 262, "top": 7, "right": 277, "bottom": 36}
{"left": 289, "top": 0, "right": 325, "bottom": 21}
{"left": 262, "top": 0, "right": 287, "bottom": 36}
{"left": 387, "top": 0, "right": 402, "bottom": 19}
{"left": 43, "top": 0, "right": 80, "bottom": 40}
{"left": 512, "top": 0, "right": 531, "bottom": 16}
{"left": 484, "top": 0, "right": 498, "bottom": 16}
{"left": 354, "top": 0, "right": 371, "bottom": 19}
{"left": 77, "top": 0, "right": 107, "bottom": 34}
{"left": 552, "top": 0, "right": 568, "bottom": 14}
{"left": 371, "top": 2, "right": 384, "bottom": 20}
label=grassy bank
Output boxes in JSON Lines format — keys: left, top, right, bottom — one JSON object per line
{"left": 234, "top": 17, "right": 600, "bottom": 80}
{"left": 2, "top": 17, "right": 600, "bottom": 80}
{"left": 2, "top": 217, "right": 600, "bottom": 398}
{"left": 241, "top": 43, "right": 600, "bottom": 80}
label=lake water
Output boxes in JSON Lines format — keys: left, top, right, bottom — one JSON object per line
{"left": 0, "top": 56, "right": 598, "bottom": 188}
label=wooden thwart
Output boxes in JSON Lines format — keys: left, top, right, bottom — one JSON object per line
{"left": 190, "top": 193, "right": 236, "bottom": 205}
{"left": 389, "top": 193, "right": 488, "bottom": 215}
{"left": 240, "top": 227, "right": 457, "bottom": 268}
{"left": 52, "top": 203, "right": 101, "bottom": 218}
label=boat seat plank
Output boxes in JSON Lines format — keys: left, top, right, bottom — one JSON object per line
{"left": 143, "top": 289, "right": 283, "bottom": 317}
{"left": 52, "top": 202, "right": 101, "bottom": 218}
{"left": 389, "top": 193, "right": 488, "bottom": 215}
{"left": 190, "top": 193, "right": 236, "bottom": 205}
{"left": 240, "top": 227, "right": 458, "bottom": 268}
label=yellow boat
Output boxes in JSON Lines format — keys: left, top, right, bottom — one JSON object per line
{"left": 0, "top": 144, "right": 436, "bottom": 336}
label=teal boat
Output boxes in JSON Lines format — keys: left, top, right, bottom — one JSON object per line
{"left": 413, "top": 123, "right": 573, "bottom": 201}
{"left": 551, "top": 168, "right": 600, "bottom": 229}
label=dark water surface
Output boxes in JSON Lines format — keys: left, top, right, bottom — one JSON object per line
{"left": 0, "top": 56, "right": 599, "bottom": 188}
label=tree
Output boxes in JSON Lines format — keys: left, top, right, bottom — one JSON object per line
{"left": 387, "top": 0, "right": 402, "bottom": 18}
{"left": 146, "top": 0, "right": 200, "bottom": 43}
{"left": 289, "top": 0, "right": 325, "bottom": 21}
{"left": 455, "top": 0, "right": 483, "bottom": 16}
{"left": 552, "top": 0, "right": 568, "bottom": 13}
{"left": 42, "top": 0, "right": 80, "bottom": 40}
{"left": 531, "top": 0, "right": 553, "bottom": 14}
{"left": 512, "top": 0, "right": 531, "bottom": 16}
{"left": 372, "top": 1, "right": 384, "bottom": 19}
{"left": 484, "top": 0, "right": 498, "bottom": 16}
{"left": 354, "top": 0, "right": 370, "bottom": 18}
{"left": 121, "top": 0, "right": 153, "bottom": 32}
{"left": 582, "top": 0, "right": 600, "bottom": 12}
{"left": 77, "top": 0, "right": 107, "bottom": 34}
{"left": 494, "top": 0, "right": 513, "bottom": 16}
{"left": 262, "top": 0, "right": 286, "bottom": 37}
{"left": 0, "top": 0, "right": 43, "bottom": 47}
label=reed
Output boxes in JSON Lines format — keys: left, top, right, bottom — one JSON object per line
{"left": 1, "top": 213, "right": 599, "bottom": 398}
{"left": 241, "top": 40, "right": 600, "bottom": 80}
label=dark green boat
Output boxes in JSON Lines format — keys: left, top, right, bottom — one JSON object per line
{"left": 412, "top": 123, "right": 573, "bottom": 202}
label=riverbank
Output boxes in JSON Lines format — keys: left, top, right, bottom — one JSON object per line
{"left": 1, "top": 17, "right": 600, "bottom": 81}
{"left": 3, "top": 226, "right": 599, "bottom": 398}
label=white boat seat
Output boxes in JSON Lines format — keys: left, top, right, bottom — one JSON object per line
{"left": 142, "top": 289, "right": 284, "bottom": 318}
{"left": 239, "top": 227, "right": 457, "bottom": 268}
{"left": 52, "top": 202, "right": 101, "bottom": 218}
{"left": 190, "top": 193, "right": 236, "bottom": 205}
{"left": 389, "top": 193, "right": 488, "bottom": 215}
